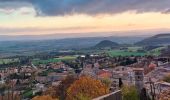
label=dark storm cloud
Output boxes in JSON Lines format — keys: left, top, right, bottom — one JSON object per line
{"left": 0, "top": 0, "right": 170, "bottom": 16}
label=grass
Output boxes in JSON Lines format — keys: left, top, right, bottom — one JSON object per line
{"left": 127, "top": 46, "right": 142, "bottom": 52}
{"left": 0, "top": 58, "right": 19, "bottom": 65}
{"left": 108, "top": 46, "right": 146, "bottom": 57}
{"left": 147, "top": 47, "right": 166, "bottom": 56}
{"left": 22, "top": 89, "right": 33, "bottom": 98}
{"left": 107, "top": 46, "right": 165, "bottom": 57}
{"left": 32, "top": 56, "right": 77, "bottom": 65}
{"left": 107, "top": 50, "right": 146, "bottom": 57}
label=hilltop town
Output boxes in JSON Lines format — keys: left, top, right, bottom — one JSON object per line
{"left": 0, "top": 35, "right": 170, "bottom": 100}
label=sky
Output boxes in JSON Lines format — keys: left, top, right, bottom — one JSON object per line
{"left": 1, "top": 0, "right": 170, "bottom": 37}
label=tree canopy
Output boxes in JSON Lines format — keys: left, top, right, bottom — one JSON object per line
{"left": 121, "top": 85, "right": 139, "bottom": 100}
{"left": 66, "top": 76, "right": 109, "bottom": 100}
{"left": 32, "top": 95, "right": 57, "bottom": 100}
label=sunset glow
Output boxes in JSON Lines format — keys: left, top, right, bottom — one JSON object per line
{"left": 1, "top": 0, "right": 170, "bottom": 36}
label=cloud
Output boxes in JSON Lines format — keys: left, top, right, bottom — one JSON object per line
{"left": 0, "top": 8, "right": 15, "bottom": 14}
{"left": 0, "top": 0, "right": 170, "bottom": 16}
{"left": 162, "top": 8, "right": 170, "bottom": 14}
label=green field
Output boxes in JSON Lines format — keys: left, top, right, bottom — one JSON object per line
{"left": 147, "top": 47, "right": 166, "bottom": 56}
{"left": 32, "top": 56, "right": 77, "bottom": 65}
{"left": 107, "top": 50, "right": 146, "bottom": 57}
{"left": 0, "top": 58, "right": 19, "bottom": 65}
{"left": 127, "top": 47, "right": 143, "bottom": 52}
{"left": 22, "top": 89, "right": 33, "bottom": 98}
{"left": 107, "top": 46, "right": 165, "bottom": 57}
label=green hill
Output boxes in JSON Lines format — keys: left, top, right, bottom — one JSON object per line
{"left": 135, "top": 34, "right": 170, "bottom": 46}
{"left": 94, "top": 40, "right": 119, "bottom": 49}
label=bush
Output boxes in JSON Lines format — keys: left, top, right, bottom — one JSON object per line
{"left": 122, "top": 85, "right": 139, "bottom": 100}
{"left": 163, "top": 74, "right": 170, "bottom": 83}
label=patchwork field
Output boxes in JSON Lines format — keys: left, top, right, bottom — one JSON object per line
{"left": 127, "top": 47, "right": 143, "bottom": 52}
{"left": 107, "top": 50, "right": 146, "bottom": 57}
{"left": 107, "top": 46, "right": 165, "bottom": 57}
{"left": 32, "top": 56, "right": 77, "bottom": 65}
{"left": 147, "top": 47, "right": 166, "bottom": 56}
{"left": 0, "top": 58, "right": 19, "bottom": 65}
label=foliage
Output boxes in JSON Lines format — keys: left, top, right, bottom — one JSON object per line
{"left": 23, "top": 89, "right": 33, "bottom": 98}
{"left": 163, "top": 74, "right": 170, "bottom": 83}
{"left": 44, "top": 75, "right": 77, "bottom": 99}
{"left": 66, "top": 76, "right": 109, "bottom": 100}
{"left": 101, "top": 78, "right": 112, "bottom": 87}
{"left": 140, "top": 88, "right": 151, "bottom": 100}
{"left": 94, "top": 40, "right": 119, "bottom": 49}
{"left": 107, "top": 50, "right": 146, "bottom": 57}
{"left": 32, "top": 95, "right": 57, "bottom": 100}
{"left": 76, "top": 93, "right": 92, "bottom": 100}
{"left": 121, "top": 85, "right": 139, "bottom": 100}
{"left": 32, "top": 56, "right": 76, "bottom": 65}
{"left": 43, "top": 86, "right": 58, "bottom": 99}
{"left": 119, "top": 78, "right": 123, "bottom": 88}
{"left": 0, "top": 58, "right": 19, "bottom": 65}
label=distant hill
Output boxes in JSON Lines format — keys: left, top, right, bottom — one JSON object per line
{"left": 94, "top": 40, "right": 119, "bottom": 49}
{"left": 0, "top": 35, "right": 145, "bottom": 44}
{"left": 0, "top": 36, "right": 145, "bottom": 57}
{"left": 161, "top": 46, "right": 170, "bottom": 56}
{"left": 135, "top": 34, "right": 170, "bottom": 46}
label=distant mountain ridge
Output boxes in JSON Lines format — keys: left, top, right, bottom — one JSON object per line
{"left": 94, "top": 40, "right": 119, "bottom": 48}
{"left": 135, "top": 33, "right": 170, "bottom": 46}
{"left": 0, "top": 36, "right": 145, "bottom": 57}
{"left": 0, "top": 35, "right": 145, "bottom": 44}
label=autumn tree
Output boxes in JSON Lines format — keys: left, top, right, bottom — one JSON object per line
{"left": 66, "top": 76, "right": 109, "bottom": 100}
{"left": 32, "top": 95, "right": 57, "bottom": 100}
{"left": 163, "top": 74, "right": 170, "bottom": 83}
{"left": 43, "top": 86, "right": 57, "bottom": 99}
{"left": 43, "top": 75, "right": 77, "bottom": 99}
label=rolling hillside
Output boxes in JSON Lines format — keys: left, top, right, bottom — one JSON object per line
{"left": 135, "top": 34, "right": 170, "bottom": 46}
{"left": 94, "top": 40, "right": 119, "bottom": 49}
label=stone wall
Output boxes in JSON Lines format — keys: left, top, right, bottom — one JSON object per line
{"left": 93, "top": 90, "right": 122, "bottom": 100}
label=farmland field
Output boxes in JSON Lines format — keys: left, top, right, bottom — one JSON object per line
{"left": 0, "top": 58, "right": 19, "bottom": 65}
{"left": 127, "top": 46, "right": 143, "bottom": 52}
{"left": 32, "top": 56, "right": 77, "bottom": 65}
{"left": 147, "top": 46, "right": 166, "bottom": 56}
{"left": 107, "top": 50, "right": 146, "bottom": 57}
{"left": 107, "top": 46, "right": 165, "bottom": 57}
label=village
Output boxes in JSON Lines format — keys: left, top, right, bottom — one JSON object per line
{"left": 0, "top": 53, "right": 170, "bottom": 100}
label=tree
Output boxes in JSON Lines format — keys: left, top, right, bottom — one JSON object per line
{"left": 140, "top": 88, "right": 151, "bottom": 100}
{"left": 163, "top": 74, "right": 170, "bottom": 83}
{"left": 57, "top": 75, "right": 77, "bottom": 100}
{"left": 122, "top": 85, "right": 139, "bottom": 100}
{"left": 75, "top": 93, "right": 92, "bottom": 100}
{"left": 66, "top": 76, "right": 109, "bottom": 100}
{"left": 101, "top": 78, "right": 112, "bottom": 88}
{"left": 43, "top": 75, "right": 77, "bottom": 99}
{"left": 119, "top": 78, "right": 123, "bottom": 88}
{"left": 32, "top": 95, "right": 57, "bottom": 100}
{"left": 43, "top": 87, "right": 57, "bottom": 99}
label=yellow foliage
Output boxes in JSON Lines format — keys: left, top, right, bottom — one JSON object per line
{"left": 43, "top": 86, "right": 58, "bottom": 98}
{"left": 66, "top": 76, "right": 109, "bottom": 100}
{"left": 32, "top": 95, "right": 57, "bottom": 100}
